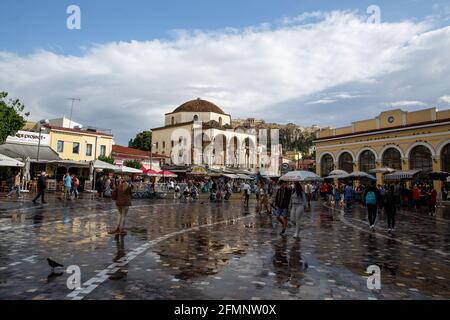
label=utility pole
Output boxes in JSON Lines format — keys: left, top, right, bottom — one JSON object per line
{"left": 66, "top": 98, "right": 81, "bottom": 128}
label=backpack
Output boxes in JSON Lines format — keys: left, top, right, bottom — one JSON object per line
{"left": 365, "top": 191, "right": 376, "bottom": 205}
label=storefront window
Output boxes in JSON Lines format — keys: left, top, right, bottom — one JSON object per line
{"left": 409, "top": 145, "right": 432, "bottom": 172}
{"left": 320, "top": 154, "right": 334, "bottom": 177}
{"left": 382, "top": 148, "right": 402, "bottom": 170}
{"left": 338, "top": 152, "right": 353, "bottom": 173}
{"left": 359, "top": 150, "right": 376, "bottom": 173}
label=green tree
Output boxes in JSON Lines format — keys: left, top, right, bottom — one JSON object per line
{"left": 98, "top": 155, "right": 115, "bottom": 164}
{"left": 0, "top": 92, "right": 30, "bottom": 144}
{"left": 129, "top": 131, "right": 152, "bottom": 151}
{"left": 123, "top": 160, "right": 141, "bottom": 169}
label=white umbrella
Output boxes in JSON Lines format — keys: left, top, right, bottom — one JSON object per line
{"left": 115, "top": 166, "right": 143, "bottom": 174}
{"left": 0, "top": 153, "right": 24, "bottom": 167}
{"left": 369, "top": 167, "right": 396, "bottom": 174}
{"left": 280, "top": 171, "right": 323, "bottom": 182}
{"left": 348, "top": 171, "right": 376, "bottom": 180}
{"left": 329, "top": 169, "right": 349, "bottom": 176}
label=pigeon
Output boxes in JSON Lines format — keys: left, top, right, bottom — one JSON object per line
{"left": 47, "top": 258, "right": 64, "bottom": 270}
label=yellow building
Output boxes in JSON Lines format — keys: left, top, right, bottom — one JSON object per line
{"left": 314, "top": 107, "right": 450, "bottom": 188}
{"left": 46, "top": 125, "right": 114, "bottom": 161}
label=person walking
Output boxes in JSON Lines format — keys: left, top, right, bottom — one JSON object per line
{"left": 364, "top": 184, "right": 380, "bottom": 231}
{"left": 412, "top": 185, "right": 421, "bottom": 211}
{"left": 71, "top": 174, "right": 79, "bottom": 199}
{"left": 290, "top": 182, "right": 307, "bottom": 239}
{"left": 109, "top": 177, "right": 133, "bottom": 235}
{"left": 428, "top": 186, "right": 437, "bottom": 216}
{"left": 344, "top": 183, "right": 353, "bottom": 207}
{"left": 274, "top": 181, "right": 292, "bottom": 236}
{"left": 32, "top": 172, "right": 47, "bottom": 204}
{"left": 384, "top": 185, "right": 398, "bottom": 233}
{"left": 242, "top": 181, "right": 251, "bottom": 207}
{"left": 62, "top": 172, "right": 72, "bottom": 200}
{"left": 7, "top": 171, "right": 22, "bottom": 199}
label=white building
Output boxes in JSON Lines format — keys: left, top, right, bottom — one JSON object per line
{"left": 152, "top": 98, "right": 280, "bottom": 175}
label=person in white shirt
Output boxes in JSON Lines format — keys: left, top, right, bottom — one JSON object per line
{"left": 290, "top": 182, "right": 308, "bottom": 238}
{"left": 242, "top": 182, "right": 251, "bottom": 207}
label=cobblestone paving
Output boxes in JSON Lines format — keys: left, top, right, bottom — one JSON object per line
{"left": 0, "top": 194, "right": 449, "bottom": 300}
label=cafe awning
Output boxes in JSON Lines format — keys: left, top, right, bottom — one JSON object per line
{"left": 0, "top": 153, "right": 24, "bottom": 167}
{"left": 0, "top": 143, "right": 60, "bottom": 162}
{"left": 222, "top": 173, "right": 239, "bottom": 179}
{"left": 115, "top": 166, "right": 143, "bottom": 174}
{"left": 384, "top": 170, "right": 421, "bottom": 181}
{"left": 93, "top": 159, "right": 121, "bottom": 170}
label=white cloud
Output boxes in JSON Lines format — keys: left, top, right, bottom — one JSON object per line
{"left": 440, "top": 95, "right": 450, "bottom": 104}
{"left": 0, "top": 11, "right": 449, "bottom": 143}
{"left": 386, "top": 101, "right": 427, "bottom": 108}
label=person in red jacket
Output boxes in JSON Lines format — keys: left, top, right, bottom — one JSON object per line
{"left": 428, "top": 186, "right": 437, "bottom": 216}
{"left": 412, "top": 185, "right": 421, "bottom": 211}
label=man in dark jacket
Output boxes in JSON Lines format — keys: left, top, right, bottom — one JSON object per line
{"left": 275, "top": 181, "right": 292, "bottom": 236}
{"left": 32, "top": 172, "right": 47, "bottom": 204}
{"left": 363, "top": 183, "right": 381, "bottom": 231}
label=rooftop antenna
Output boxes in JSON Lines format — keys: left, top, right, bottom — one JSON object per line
{"left": 66, "top": 97, "right": 81, "bottom": 128}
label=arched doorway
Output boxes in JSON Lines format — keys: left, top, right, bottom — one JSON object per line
{"left": 359, "top": 150, "right": 376, "bottom": 173}
{"left": 382, "top": 148, "right": 402, "bottom": 170}
{"left": 338, "top": 152, "right": 353, "bottom": 173}
{"left": 441, "top": 144, "right": 450, "bottom": 172}
{"left": 409, "top": 145, "right": 432, "bottom": 172}
{"left": 320, "top": 154, "right": 334, "bottom": 177}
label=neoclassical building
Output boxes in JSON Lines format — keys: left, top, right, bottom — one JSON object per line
{"left": 314, "top": 107, "right": 450, "bottom": 187}
{"left": 151, "top": 98, "right": 281, "bottom": 175}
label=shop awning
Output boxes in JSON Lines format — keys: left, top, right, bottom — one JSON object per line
{"left": 0, "top": 153, "right": 25, "bottom": 167}
{"left": 93, "top": 159, "right": 121, "bottom": 170}
{"left": 384, "top": 170, "right": 421, "bottom": 181}
{"left": 222, "top": 173, "right": 239, "bottom": 179}
{"left": 115, "top": 166, "right": 143, "bottom": 174}
{"left": 47, "top": 160, "right": 90, "bottom": 168}
{"left": 0, "top": 143, "right": 60, "bottom": 162}
{"left": 236, "top": 174, "right": 254, "bottom": 180}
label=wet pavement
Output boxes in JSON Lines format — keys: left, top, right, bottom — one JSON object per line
{"left": 0, "top": 193, "right": 449, "bottom": 300}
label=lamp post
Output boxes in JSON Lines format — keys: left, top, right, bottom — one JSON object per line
{"left": 36, "top": 119, "right": 49, "bottom": 162}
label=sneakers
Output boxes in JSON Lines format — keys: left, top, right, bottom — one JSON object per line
{"left": 280, "top": 229, "right": 286, "bottom": 236}
{"left": 388, "top": 228, "right": 392, "bottom": 233}
{"left": 293, "top": 233, "right": 300, "bottom": 239}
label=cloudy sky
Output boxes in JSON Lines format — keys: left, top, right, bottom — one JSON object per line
{"left": 1, "top": 0, "right": 450, "bottom": 144}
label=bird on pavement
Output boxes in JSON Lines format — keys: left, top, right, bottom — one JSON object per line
{"left": 47, "top": 258, "right": 64, "bottom": 270}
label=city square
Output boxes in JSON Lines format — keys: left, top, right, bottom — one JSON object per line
{"left": 2, "top": 0, "right": 450, "bottom": 310}
{"left": 1, "top": 193, "right": 449, "bottom": 300}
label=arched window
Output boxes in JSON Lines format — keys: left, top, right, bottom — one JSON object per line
{"left": 320, "top": 154, "right": 334, "bottom": 177}
{"left": 193, "top": 115, "right": 199, "bottom": 121}
{"left": 441, "top": 144, "right": 450, "bottom": 172}
{"left": 410, "top": 146, "right": 432, "bottom": 172}
{"left": 219, "top": 117, "right": 223, "bottom": 126}
{"left": 359, "top": 150, "right": 376, "bottom": 173}
{"left": 338, "top": 152, "right": 353, "bottom": 173}
{"left": 382, "top": 148, "right": 402, "bottom": 170}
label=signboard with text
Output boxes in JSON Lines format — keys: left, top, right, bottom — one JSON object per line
{"left": 6, "top": 131, "right": 50, "bottom": 146}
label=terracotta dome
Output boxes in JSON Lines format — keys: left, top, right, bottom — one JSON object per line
{"left": 172, "top": 98, "right": 225, "bottom": 115}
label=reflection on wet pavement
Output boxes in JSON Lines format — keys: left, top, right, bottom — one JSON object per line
{"left": 0, "top": 195, "right": 449, "bottom": 300}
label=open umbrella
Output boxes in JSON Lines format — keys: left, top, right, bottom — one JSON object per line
{"left": 145, "top": 169, "right": 162, "bottom": 177}
{"left": 347, "top": 171, "right": 376, "bottom": 180}
{"left": 115, "top": 166, "right": 143, "bottom": 174}
{"left": 158, "top": 170, "right": 177, "bottom": 178}
{"left": 329, "top": 169, "right": 348, "bottom": 176}
{"left": 369, "top": 167, "right": 396, "bottom": 174}
{"left": 280, "top": 171, "right": 323, "bottom": 182}
{"left": 429, "top": 171, "right": 450, "bottom": 181}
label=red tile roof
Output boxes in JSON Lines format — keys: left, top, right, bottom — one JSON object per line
{"left": 46, "top": 125, "right": 113, "bottom": 137}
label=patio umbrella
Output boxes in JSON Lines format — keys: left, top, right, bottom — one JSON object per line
{"left": 145, "top": 169, "right": 162, "bottom": 177}
{"left": 328, "top": 169, "right": 348, "bottom": 176}
{"left": 369, "top": 167, "right": 396, "bottom": 174}
{"left": 0, "top": 153, "right": 24, "bottom": 167}
{"left": 280, "top": 171, "right": 323, "bottom": 182}
{"left": 115, "top": 166, "right": 143, "bottom": 174}
{"left": 158, "top": 170, "right": 177, "bottom": 178}
{"left": 325, "top": 173, "right": 350, "bottom": 180}
{"left": 347, "top": 171, "right": 376, "bottom": 180}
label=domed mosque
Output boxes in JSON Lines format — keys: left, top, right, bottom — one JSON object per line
{"left": 151, "top": 98, "right": 279, "bottom": 174}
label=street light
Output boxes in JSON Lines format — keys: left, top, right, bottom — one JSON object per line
{"left": 36, "top": 119, "right": 49, "bottom": 162}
